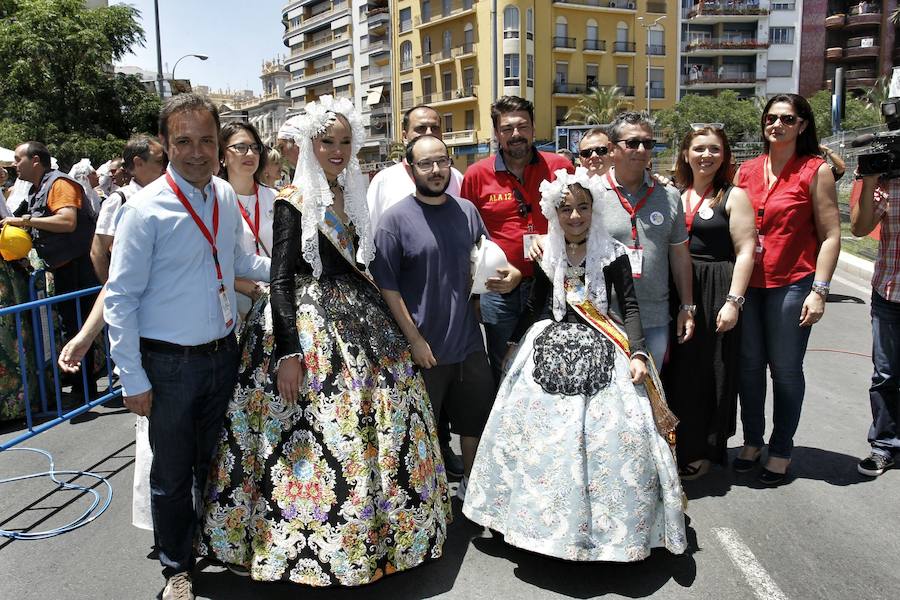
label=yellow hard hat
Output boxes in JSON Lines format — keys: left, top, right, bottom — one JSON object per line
{"left": 0, "top": 223, "right": 32, "bottom": 261}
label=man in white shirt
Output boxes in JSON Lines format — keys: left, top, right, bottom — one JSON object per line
{"left": 367, "top": 104, "right": 464, "bottom": 232}
{"left": 105, "top": 94, "right": 269, "bottom": 600}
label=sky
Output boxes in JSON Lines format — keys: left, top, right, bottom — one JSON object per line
{"left": 112, "top": 1, "right": 287, "bottom": 94}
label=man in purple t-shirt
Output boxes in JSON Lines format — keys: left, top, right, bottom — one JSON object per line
{"left": 372, "top": 135, "right": 512, "bottom": 501}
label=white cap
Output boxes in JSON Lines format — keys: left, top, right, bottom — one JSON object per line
{"left": 470, "top": 235, "right": 508, "bottom": 296}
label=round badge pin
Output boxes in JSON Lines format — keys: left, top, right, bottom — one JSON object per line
{"left": 649, "top": 211, "right": 665, "bottom": 226}
{"left": 698, "top": 205, "right": 714, "bottom": 220}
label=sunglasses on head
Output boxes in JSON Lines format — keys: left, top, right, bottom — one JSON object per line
{"left": 513, "top": 188, "right": 531, "bottom": 218}
{"left": 690, "top": 122, "right": 724, "bottom": 131}
{"left": 764, "top": 113, "right": 801, "bottom": 126}
{"left": 579, "top": 146, "right": 609, "bottom": 159}
{"left": 615, "top": 138, "right": 656, "bottom": 150}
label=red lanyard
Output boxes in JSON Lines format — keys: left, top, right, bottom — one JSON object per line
{"left": 684, "top": 184, "right": 713, "bottom": 234}
{"left": 755, "top": 154, "right": 796, "bottom": 232}
{"left": 607, "top": 173, "right": 654, "bottom": 245}
{"left": 166, "top": 173, "right": 223, "bottom": 281}
{"left": 237, "top": 184, "right": 261, "bottom": 255}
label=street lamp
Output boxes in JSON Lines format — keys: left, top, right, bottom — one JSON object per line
{"left": 638, "top": 15, "right": 666, "bottom": 119}
{"left": 171, "top": 53, "right": 209, "bottom": 84}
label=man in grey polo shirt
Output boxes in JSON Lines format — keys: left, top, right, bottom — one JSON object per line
{"left": 598, "top": 111, "right": 695, "bottom": 366}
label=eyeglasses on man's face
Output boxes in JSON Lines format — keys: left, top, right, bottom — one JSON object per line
{"left": 614, "top": 138, "right": 656, "bottom": 151}
{"left": 579, "top": 146, "right": 609, "bottom": 159}
{"left": 227, "top": 142, "right": 263, "bottom": 155}
{"left": 413, "top": 157, "right": 452, "bottom": 172}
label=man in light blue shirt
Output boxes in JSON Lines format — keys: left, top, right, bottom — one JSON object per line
{"left": 105, "top": 93, "right": 269, "bottom": 600}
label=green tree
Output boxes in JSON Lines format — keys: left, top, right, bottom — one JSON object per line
{"left": 564, "top": 86, "right": 630, "bottom": 125}
{"left": 653, "top": 90, "right": 761, "bottom": 145}
{"left": 808, "top": 90, "right": 881, "bottom": 138}
{"left": 0, "top": 0, "right": 160, "bottom": 168}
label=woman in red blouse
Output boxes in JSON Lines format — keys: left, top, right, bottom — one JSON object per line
{"left": 731, "top": 94, "right": 841, "bottom": 485}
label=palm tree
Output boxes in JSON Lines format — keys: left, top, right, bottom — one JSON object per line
{"left": 564, "top": 86, "right": 629, "bottom": 125}
{"left": 891, "top": 6, "right": 900, "bottom": 24}
{"left": 865, "top": 76, "right": 891, "bottom": 109}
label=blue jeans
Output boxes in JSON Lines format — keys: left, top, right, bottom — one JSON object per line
{"left": 868, "top": 290, "right": 900, "bottom": 458}
{"left": 643, "top": 325, "right": 670, "bottom": 369}
{"left": 739, "top": 275, "right": 813, "bottom": 459}
{"left": 144, "top": 335, "right": 239, "bottom": 577}
{"left": 480, "top": 278, "right": 533, "bottom": 385}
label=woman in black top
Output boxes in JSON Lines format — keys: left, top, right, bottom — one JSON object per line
{"left": 664, "top": 126, "right": 756, "bottom": 479}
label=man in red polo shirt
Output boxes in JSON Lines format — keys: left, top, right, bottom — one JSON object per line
{"left": 461, "top": 95, "right": 575, "bottom": 384}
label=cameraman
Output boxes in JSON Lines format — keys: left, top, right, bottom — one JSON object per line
{"left": 852, "top": 173, "right": 900, "bottom": 477}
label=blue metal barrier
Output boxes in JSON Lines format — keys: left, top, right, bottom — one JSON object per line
{"left": 0, "top": 283, "right": 122, "bottom": 451}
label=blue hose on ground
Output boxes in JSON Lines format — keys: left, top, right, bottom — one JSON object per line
{"left": 0, "top": 447, "right": 113, "bottom": 540}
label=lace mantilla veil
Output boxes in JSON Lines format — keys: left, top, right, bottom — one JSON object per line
{"left": 277, "top": 95, "right": 374, "bottom": 278}
{"left": 538, "top": 167, "right": 626, "bottom": 321}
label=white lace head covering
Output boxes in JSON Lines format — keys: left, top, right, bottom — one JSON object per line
{"left": 283, "top": 95, "right": 372, "bottom": 278}
{"left": 539, "top": 167, "right": 625, "bottom": 321}
{"left": 277, "top": 114, "right": 304, "bottom": 143}
{"left": 68, "top": 158, "right": 101, "bottom": 210}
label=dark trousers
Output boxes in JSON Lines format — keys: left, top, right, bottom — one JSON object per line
{"left": 143, "top": 334, "right": 239, "bottom": 577}
{"left": 52, "top": 254, "right": 100, "bottom": 396}
{"left": 869, "top": 290, "right": 900, "bottom": 457}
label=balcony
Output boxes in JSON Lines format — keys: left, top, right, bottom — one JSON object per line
{"left": 443, "top": 130, "right": 477, "bottom": 146}
{"left": 647, "top": 44, "right": 666, "bottom": 55}
{"left": 427, "top": 43, "right": 477, "bottom": 64}
{"left": 845, "top": 37, "right": 880, "bottom": 58}
{"left": 553, "top": 82, "right": 588, "bottom": 95}
{"left": 826, "top": 47, "right": 844, "bottom": 60}
{"left": 553, "top": 36, "right": 577, "bottom": 50}
{"left": 417, "top": 86, "right": 477, "bottom": 106}
{"left": 825, "top": 14, "right": 846, "bottom": 29}
{"left": 552, "top": 0, "right": 638, "bottom": 11}
{"left": 682, "top": 1, "right": 768, "bottom": 21}
{"left": 362, "top": 37, "right": 390, "bottom": 54}
{"left": 613, "top": 41, "right": 637, "bottom": 53}
{"left": 400, "top": 91, "right": 414, "bottom": 110}
{"left": 846, "top": 9, "right": 882, "bottom": 29}
{"left": 646, "top": 1, "right": 667, "bottom": 12}
{"left": 362, "top": 65, "right": 390, "bottom": 83}
{"left": 683, "top": 37, "right": 769, "bottom": 55}
{"left": 583, "top": 39, "right": 607, "bottom": 52}
{"left": 366, "top": 6, "right": 390, "bottom": 32}
{"left": 846, "top": 68, "right": 878, "bottom": 88}
{"left": 619, "top": 85, "right": 635, "bottom": 96}
{"left": 681, "top": 70, "right": 761, "bottom": 87}
{"left": 302, "top": 61, "right": 351, "bottom": 86}
{"left": 415, "top": 0, "right": 477, "bottom": 29}
{"left": 298, "top": 30, "right": 351, "bottom": 56}
{"left": 295, "top": 1, "right": 349, "bottom": 35}
{"left": 416, "top": 54, "right": 433, "bottom": 67}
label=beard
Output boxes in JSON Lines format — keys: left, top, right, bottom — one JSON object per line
{"left": 414, "top": 174, "right": 450, "bottom": 198}
{"left": 503, "top": 137, "right": 531, "bottom": 160}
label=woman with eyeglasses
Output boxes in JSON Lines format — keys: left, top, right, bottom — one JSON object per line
{"left": 219, "top": 122, "right": 276, "bottom": 324}
{"left": 663, "top": 125, "right": 756, "bottom": 480}
{"left": 731, "top": 94, "right": 840, "bottom": 485}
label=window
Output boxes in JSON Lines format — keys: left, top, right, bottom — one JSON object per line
{"left": 504, "top": 53, "right": 520, "bottom": 86}
{"left": 465, "top": 109, "right": 475, "bottom": 131}
{"left": 442, "top": 70, "right": 453, "bottom": 93}
{"left": 771, "top": 1, "right": 795, "bottom": 9}
{"left": 527, "top": 54, "right": 534, "bottom": 87}
{"left": 586, "top": 20, "right": 598, "bottom": 42}
{"left": 648, "top": 27, "right": 665, "bottom": 55}
{"left": 443, "top": 30, "right": 452, "bottom": 56}
{"left": 586, "top": 63, "right": 598, "bottom": 89}
{"left": 401, "top": 81, "right": 414, "bottom": 109}
{"left": 463, "top": 67, "right": 475, "bottom": 90}
{"left": 768, "top": 59, "right": 793, "bottom": 77}
{"left": 556, "top": 106, "right": 567, "bottom": 125}
{"left": 423, "top": 75, "right": 433, "bottom": 98}
{"left": 464, "top": 23, "right": 475, "bottom": 52}
{"left": 400, "top": 40, "right": 412, "bottom": 70}
{"left": 555, "top": 61, "right": 568, "bottom": 86}
{"left": 616, "top": 64, "right": 629, "bottom": 87}
{"left": 649, "top": 67, "right": 664, "bottom": 98}
{"left": 423, "top": 36, "right": 432, "bottom": 61}
{"left": 616, "top": 22, "right": 628, "bottom": 42}
{"left": 422, "top": 0, "right": 431, "bottom": 21}
{"left": 399, "top": 7, "right": 411, "bottom": 32}
{"left": 443, "top": 0, "right": 451, "bottom": 15}
{"left": 770, "top": 27, "right": 794, "bottom": 45}
{"left": 443, "top": 114, "right": 453, "bottom": 133}
{"left": 504, "top": 6, "right": 520, "bottom": 39}
{"left": 555, "top": 16, "right": 568, "bottom": 39}
{"left": 526, "top": 8, "right": 534, "bottom": 40}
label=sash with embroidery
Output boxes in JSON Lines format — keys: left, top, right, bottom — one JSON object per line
{"left": 567, "top": 296, "right": 678, "bottom": 446}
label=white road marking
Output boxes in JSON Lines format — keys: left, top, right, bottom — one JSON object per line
{"left": 713, "top": 527, "right": 789, "bottom": 600}
{"left": 832, "top": 273, "right": 872, "bottom": 296}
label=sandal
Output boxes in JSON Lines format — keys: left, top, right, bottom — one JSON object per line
{"left": 679, "top": 460, "right": 710, "bottom": 480}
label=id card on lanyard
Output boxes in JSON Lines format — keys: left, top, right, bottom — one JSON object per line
{"left": 166, "top": 173, "right": 234, "bottom": 329}
{"left": 754, "top": 155, "right": 796, "bottom": 264}
{"left": 607, "top": 173, "right": 654, "bottom": 278}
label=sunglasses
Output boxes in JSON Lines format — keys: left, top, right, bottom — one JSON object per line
{"left": 764, "top": 113, "right": 801, "bottom": 126}
{"left": 513, "top": 188, "right": 531, "bottom": 218}
{"left": 614, "top": 138, "right": 656, "bottom": 150}
{"left": 227, "top": 142, "right": 263, "bottom": 155}
{"left": 690, "top": 122, "right": 724, "bottom": 131}
{"left": 579, "top": 146, "right": 609, "bottom": 159}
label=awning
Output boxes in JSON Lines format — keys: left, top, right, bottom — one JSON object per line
{"left": 366, "top": 86, "right": 384, "bottom": 106}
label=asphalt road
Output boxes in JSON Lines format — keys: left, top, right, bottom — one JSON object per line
{"left": 1, "top": 262, "right": 897, "bottom": 600}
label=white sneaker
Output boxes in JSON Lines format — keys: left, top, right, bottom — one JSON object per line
{"left": 162, "top": 572, "right": 194, "bottom": 600}
{"left": 456, "top": 476, "right": 468, "bottom": 502}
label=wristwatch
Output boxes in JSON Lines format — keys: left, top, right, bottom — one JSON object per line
{"left": 811, "top": 281, "right": 830, "bottom": 299}
{"left": 725, "top": 294, "right": 745, "bottom": 308}
{"left": 22, "top": 214, "right": 32, "bottom": 224}
{"left": 679, "top": 304, "right": 697, "bottom": 316}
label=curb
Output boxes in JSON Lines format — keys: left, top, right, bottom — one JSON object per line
{"left": 836, "top": 250, "right": 874, "bottom": 282}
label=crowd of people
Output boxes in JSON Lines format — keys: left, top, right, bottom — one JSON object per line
{"left": 0, "top": 88, "right": 896, "bottom": 600}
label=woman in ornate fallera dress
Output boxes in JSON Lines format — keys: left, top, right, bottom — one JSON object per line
{"left": 462, "top": 168, "right": 686, "bottom": 562}
{"left": 199, "top": 96, "right": 451, "bottom": 586}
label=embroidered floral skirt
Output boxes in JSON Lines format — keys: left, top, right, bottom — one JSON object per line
{"left": 462, "top": 319, "right": 686, "bottom": 562}
{"left": 199, "top": 273, "right": 451, "bottom": 586}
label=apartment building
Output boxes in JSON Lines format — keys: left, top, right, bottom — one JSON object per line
{"left": 392, "top": 0, "right": 679, "bottom": 171}
{"left": 216, "top": 59, "right": 294, "bottom": 146}
{"left": 282, "top": 0, "right": 394, "bottom": 166}
{"left": 678, "top": 0, "right": 803, "bottom": 99}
